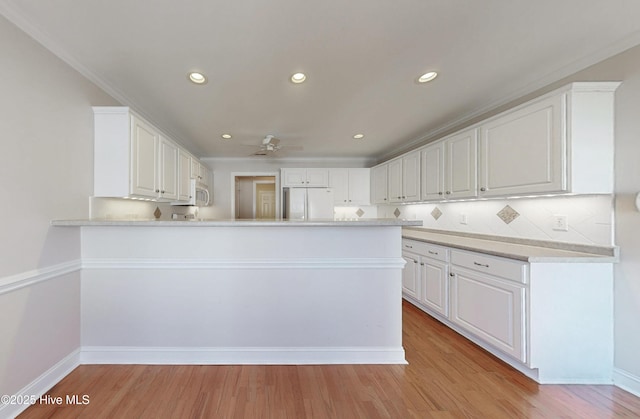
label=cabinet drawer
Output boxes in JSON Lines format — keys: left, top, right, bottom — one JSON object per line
{"left": 450, "top": 250, "right": 527, "bottom": 284}
{"left": 402, "top": 239, "right": 448, "bottom": 262}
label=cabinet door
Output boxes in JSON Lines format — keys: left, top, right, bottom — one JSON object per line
{"left": 305, "top": 168, "right": 329, "bottom": 187}
{"left": 421, "top": 143, "right": 444, "bottom": 201}
{"left": 190, "top": 157, "right": 202, "bottom": 181}
{"left": 347, "top": 168, "right": 370, "bottom": 205}
{"left": 388, "top": 159, "right": 403, "bottom": 203}
{"left": 130, "top": 115, "right": 158, "bottom": 198}
{"left": 478, "top": 94, "right": 565, "bottom": 197}
{"left": 450, "top": 267, "right": 526, "bottom": 362}
{"left": 420, "top": 257, "right": 449, "bottom": 317}
{"left": 402, "top": 253, "right": 421, "bottom": 301}
{"left": 159, "top": 138, "right": 178, "bottom": 200}
{"left": 177, "top": 149, "right": 192, "bottom": 201}
{"left": 328, "top": 169, "right": 349, "bottom": 205}
{"left": 445, "top": 129, "right": 477, "bottom": 199}
{"left": 402, "top": 151, "right": 421, "bottom": 202}
{"left": 371, "top": 164, "right": 388, "bottom": 204}
{"left": 282, "top": 169, "right": 307, "bottom": 186}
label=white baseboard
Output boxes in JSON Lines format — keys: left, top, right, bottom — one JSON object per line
{"left": 613, "top": 368, "right": 640, "bottom": 397}
{"left": 0, "top": 349, "right": 80, "bottom": 419}
{"left": 80, "top": 346, "right": 407, "bottom": 365}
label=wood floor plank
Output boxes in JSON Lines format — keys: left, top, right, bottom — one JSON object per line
{"left": 17, "top": 300, "right": 640, "bottom": 418}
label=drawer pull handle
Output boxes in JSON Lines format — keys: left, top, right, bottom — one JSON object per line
{"left": 428, "top": 251, "right": 438, "bottom": 255}
{"left": 473, "top": 262, "right": 490, "bottom": 268}
{"left": 405, "top": 245, "right": 413, "bottom": 249}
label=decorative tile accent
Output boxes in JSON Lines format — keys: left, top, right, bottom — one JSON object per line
{"left": 431, "top": 207, "right": 442, "bottom": 220}
{"left": 393, "top": 208, "right": 401, "bottom": 218}
{"left": 153, "top": 206, "right": 162, "bottom": 219}
{"left": 497, "top": 205, "right": 519, "bottom": 224}
{"left": 355, "top": 208, "right": 365, "bottom": 218}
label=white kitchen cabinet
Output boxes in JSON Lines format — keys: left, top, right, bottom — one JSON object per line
{"left": 177, "top": 149, "right": 192, "bottom": 202}
{"left": 94, "top": 106, "right": 201, "bottom": 202}
{"left": 388, "top": 151, "right": 420, "bottom": 203}
{"left": 329, "top": 168, "right": 370, "bottom": 205}
{"left": 444, "top": 129, "right": 477, "bottom": 199}
{"left": 478, "top": 82, "right": 620, "bottom": 197}
{"left": 281, "top": 168, "right": 329, "bottom": 187}
{"left": 419, "top": 250, "right": 449, "bottom": 318}
{"left": 449, "top": 252, "right": 526, "bottom": 362}
{"left": 158, "top": 137, "right": 178, "bottom": 200}
{"left": 130, "top": 114, "right": 159, "bottom": 198}
{"left": 420, "top": 129, "right": 476, "bottom": 201}
{"left": 371, "top": 164, "right": 389, "bottom": 204}
{"left": 402, "top": 252, "right": 421, "bottom": 301}
{"left": 401, "top": 236, "right": 613, "bottom": 383}
{"left": 420, "top": 142, "right": 444, "bottom": 201}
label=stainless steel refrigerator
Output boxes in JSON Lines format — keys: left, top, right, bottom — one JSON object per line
{"left": 283, "top": 187, "right": 335, "bottom": 220}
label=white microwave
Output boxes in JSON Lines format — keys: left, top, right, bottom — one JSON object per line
{"left": 172, "top": 179, "right": 210, "bottom": 206}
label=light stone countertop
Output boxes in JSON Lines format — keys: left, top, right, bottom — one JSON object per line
{"left": 51, "top": 218, "right": 423, "bottom": 227}
{"left": 402, "top": 227, "right": 618, "bottom": 263}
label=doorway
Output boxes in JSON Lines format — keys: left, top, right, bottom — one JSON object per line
{"left": 231, "top": 173, "right": 279, "bottom": 220}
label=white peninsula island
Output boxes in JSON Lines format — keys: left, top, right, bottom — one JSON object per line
{"left": 52, "top": 219, "right": 421, "bottom": 365}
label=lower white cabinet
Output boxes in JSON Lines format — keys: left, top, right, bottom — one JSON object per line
{"left": 401, "top": 237, "right": 613, "bottom": 384}
{"left": 401, "top": 252, "right": 421, "bottom": 301}
{"left": 450, "top": 264, "right": 526, "bottom": 362}
{"left": 420, "top": 255, "right": 449, "bottom": 318}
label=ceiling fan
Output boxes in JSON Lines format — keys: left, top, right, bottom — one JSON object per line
{"left": 247, "top": 135, "right": 303, "bottom": 156}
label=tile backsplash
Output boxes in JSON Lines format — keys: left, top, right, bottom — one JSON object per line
{"left": 379, "top": 195, "right": 614, "bottom": 246}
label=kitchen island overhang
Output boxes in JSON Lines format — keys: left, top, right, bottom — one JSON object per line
{"left": 53, "top": 219, "right": 421, "bottom": 365}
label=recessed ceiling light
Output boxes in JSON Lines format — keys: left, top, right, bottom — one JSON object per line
{"left": 188, "top": 72, "right": 207, "bottom": 84}
{"left": 221, "top": 134, "right": 232, "bottom": 140}
{"left": 291, "top": 72, "right": 307, "bottom": 84}
{"left": 417, "top": 71, "right": 438, "bottom": 83}
{"left": 353, "top": 134, "right": 365, "bottom": 139}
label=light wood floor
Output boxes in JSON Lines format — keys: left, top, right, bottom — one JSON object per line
{"left": 19, "top": 301, "right": 640, "bottom": 418}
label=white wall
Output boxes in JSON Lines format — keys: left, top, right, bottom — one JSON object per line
{"left": 0, "top": 15, "right": 118, "bottom": 402}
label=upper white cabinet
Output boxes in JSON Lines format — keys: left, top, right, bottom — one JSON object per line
{"left": 94, "top": 107, "right": 205, "bottom": 202}
{"left": 129, "top": 114, "right": 159, "bottom": 198}
{"left": 329, "top": 168, "right": 370, "bottom": 205}
{"left": 281, "top": 168, "right": 329, "bottom": 187}
{"left": 478, "top": 82, "right": 619, "bottom": 197}
{"left": 376, "top": 81, "right": 619, "bottom": 203}
{"left": 389, "top": 150, "right": 421, "bottom": 203}
{"left": 177, "top": 149, "right": 192, "bottom": 202}
{"left": 421, "top": 129, "right": 477, "bottom": 201}
{"left": 158, "top": 137, "right": 178, "bottom": 201}
{"left": 371, "top": 164, "right": 389, "bottom": 204}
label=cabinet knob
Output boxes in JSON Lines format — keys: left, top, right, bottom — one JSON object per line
{"left": 155, "top": 189, "right": 160, "bottom": 193}
{"left": 413, "top": 260, "right": 418, "bottom": 264}
{"left": 161, "top": 190, "right": 165, "bottom": 194}
{"left": 446, "top": 191, "right": 451, "bottom": 195}
{"left": 344, "top": 200, "right": 347, "bottom": 202}
{"left": 420, "top": 263, "right": 424, "bottom": 266}
{"left": 384, "top": 198, "right": 387, "bottom": 201}
{"left": 449, "top": 272, "right": 455, "bottom": 277}
{"left": 480, "top": 187, "right": 487, "bottom": 192}
{"left": 438, "top": 192, "right": 443, "bottom": 195}
{"left": 402, "top": 196, "right": 406, "bottom": 199}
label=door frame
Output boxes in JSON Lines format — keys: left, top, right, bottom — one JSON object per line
{"left": 230, "top": 172, "right": 280, "bottom": 220}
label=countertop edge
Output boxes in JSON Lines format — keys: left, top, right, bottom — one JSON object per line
{"left": 51, "top": 219, "right": 423, "bottom": 227}
{"left": 402, "top": 228, "right": 618, "bottom": 263}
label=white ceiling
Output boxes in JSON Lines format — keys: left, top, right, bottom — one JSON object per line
{"left": 2, "top": 0, "right": 640, "bottom": 161}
